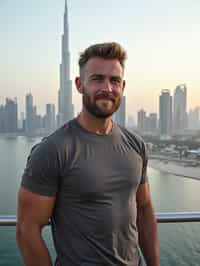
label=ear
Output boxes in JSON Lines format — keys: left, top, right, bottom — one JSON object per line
{"left": 122, "top": 80, "right": 126, "bottom": 93}
{"left": 75, "top": 77, "right": 83, "bottom": 94}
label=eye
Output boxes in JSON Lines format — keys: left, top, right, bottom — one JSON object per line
{"left": 111, "top": 77, "right": 121, "bottom": 84}
{"left": 91, "top": 75, "right": 104, "bottom": 82}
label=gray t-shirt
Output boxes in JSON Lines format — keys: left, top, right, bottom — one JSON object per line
{"left": 21, "top": 119, "right": 148, "bottom": 266}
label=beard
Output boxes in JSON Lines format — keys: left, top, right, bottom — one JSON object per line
{"left": 82, "top": 91, "right": 121, "bottom": 119}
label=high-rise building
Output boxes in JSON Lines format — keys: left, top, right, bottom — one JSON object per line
{"left": 127, "top": 115, "right": 135, "bottom": 128}
{"left": 57, "top": 0, "right": 74, "bottom": 127}
{"left": 114, "top": 96, "right": 126, "bottom": 127}
{"left": 137, "top": 109, "right": 146, "bottom": 132}
{"left": 45, "top": 104, "right": 56, "bottom": 133}
{"left": 4, "top": 98, "right": 18, "bottom": 133}
{"left": 0, "top": 105, "right": 6, "bottom": 133}
{"left": 173, "top": 84, "right": 187, "bottom": 134}
{"left": 18, "top": 112, "right": 24, "bottom": 130}
{"left": 25, "top": 93, "right": 34, "bottom": 134}
{"left": 188, "top": 107, "right": 200, "bottom": 130}
{"left": 146, "top": 113, "right": 157, "bottom": 134}
{"left": 137, "top": 111, "right": 157, "bottom": 134}
{"left": 35, "top": 115, "right": 43, "bottom": 131}
{"left": 159, "top": 89, "right": 172, "bottom": 137}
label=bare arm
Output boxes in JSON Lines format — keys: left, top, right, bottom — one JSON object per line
{"left": 136, "top": 182, "right": 160, "bottom": 266}
{"left": 16, "top": 187, "right": 55, "bottom": 266}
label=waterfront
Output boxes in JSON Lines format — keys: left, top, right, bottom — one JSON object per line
{"left": 149, "top": 159, "right": 200, "bottom": 180}
{"left": 0, "top": 136, "right": 200, "bottom": 265}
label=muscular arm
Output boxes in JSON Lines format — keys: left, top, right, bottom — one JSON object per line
{"left": 136, "top": 182, "right": 160, "bottom": 266}
{"left": 16, "top": 187, "right": 55, "bottom": 266}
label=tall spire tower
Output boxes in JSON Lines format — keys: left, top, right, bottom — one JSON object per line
{"left": 57, "top": 0, "right": 74, "bottom": 127}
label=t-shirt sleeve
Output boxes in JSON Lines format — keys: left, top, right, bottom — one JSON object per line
{"left": 21, "top": 138, "right": 60, "bottom": 196}
{"left": 140, "top": 142, "right": 148, "bottom": 184}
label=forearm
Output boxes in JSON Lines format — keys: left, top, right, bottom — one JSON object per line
{"left": 137, "top": 204, "right": 160, "bottom": 266}
{"left": 16, "top": 225, "right": 52, "bottom": 266}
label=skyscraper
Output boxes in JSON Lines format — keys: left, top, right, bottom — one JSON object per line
{"left": 114, "top": 96, "right": 126, "bottom": 127}
{"left": 146, "top": 113, "right": 157, "bottom": 134}
{"left": 159, "top": 89, "right": 172, "bottom": 137}
{"left": 137, "top": 109, "right": 146, "bottom": 132}
{"left": 4, "top": 98, "right": 18, "bottom": 133}
{"left": 57, "top": 0, "right": 74, "bottom": 127}
{"left": 45, "top": 104, "right": 56, "bottom": 134}
{"left": 25, "top": 93, "right": 34, "bottom": 134}
{"left": 188, "top": 107, "right": 200, "bottom": 130}
{"left": 173, "top": 84, "right": 187, "bottom": 134}
{"left": 0, "top": 105, "right": 5, "bottom": 133}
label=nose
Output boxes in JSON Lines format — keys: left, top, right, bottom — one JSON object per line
{"left": 102, "top": 79, "right": 113, "bottom": 92}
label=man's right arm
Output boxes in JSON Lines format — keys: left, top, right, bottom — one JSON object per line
{"left": 16, "top": 187, "right": 55, "bottom": 266}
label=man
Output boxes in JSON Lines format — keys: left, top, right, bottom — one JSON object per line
{"left": 16, "top": 42, "right": 160, "bottom": 266}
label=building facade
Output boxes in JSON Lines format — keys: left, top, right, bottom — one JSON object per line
{"left": 137, "top": 109, "right": 146, "bottom": 133}
{"left": 114, "top": 96, "right": 126, "bottom": 127}
{"left": 25, "top": 93, "right": 34, "bottom": 134}
{"left": 45, "top": 104, "right": 56, "bottom": 134}
{"left": 159, "top": 89, "right": 172, "bottom": 137}
{"left": 57, "top": 0, "right": 74, "bottom": 127}
{"left": 173, "top": 84, "right": 187, "bottom": 134}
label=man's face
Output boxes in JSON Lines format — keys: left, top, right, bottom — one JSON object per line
{"left": 76, "top": 57, "right": 125, "bottom": 118}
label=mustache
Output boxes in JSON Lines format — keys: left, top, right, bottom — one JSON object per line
{"left": 95, "top": 92, "right": 116, "bottom": 101}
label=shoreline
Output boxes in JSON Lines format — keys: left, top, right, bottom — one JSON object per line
{"left": 148, "top": 159, "right": 200, "bottom": 181}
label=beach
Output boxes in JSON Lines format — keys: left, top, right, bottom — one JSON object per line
{"left": 148, "top": 159, "right": 200, "bottom": 180}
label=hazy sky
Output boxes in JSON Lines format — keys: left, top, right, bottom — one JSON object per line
{"left": 0, "top": 0, "right": 200, "bottom": 119}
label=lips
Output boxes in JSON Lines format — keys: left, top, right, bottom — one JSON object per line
{"left": 95, "top": 94, "right": 115, "bottom": 102}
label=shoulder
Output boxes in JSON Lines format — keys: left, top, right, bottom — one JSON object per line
{"left": 30, "top": 119, "right": 76, "bottom": 160}
{"left": 46, "top": 119, "right": 75, "bottom": 146}
{"left": 21, "top": 121, "right": 77, "bottom": 195}
{"left": 117, "top": 125, "right": 147, "bottom": 159}
{"left": 41, "top": 119, "right": 78, "bottom": 152}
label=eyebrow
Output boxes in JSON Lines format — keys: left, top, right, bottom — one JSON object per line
{"left": 89, "top": 74, "right": 104, "bottom": 79}
{"left": 89, "top": 74, "right": 122, "bottom": 80}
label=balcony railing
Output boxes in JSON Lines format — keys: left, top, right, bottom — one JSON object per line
{"left": 0, "top": 212, "right": 200, "bottom": 226}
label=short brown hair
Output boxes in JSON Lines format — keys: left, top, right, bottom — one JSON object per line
{"left": 78, "top": 42, "right": 127, "bottom": 71}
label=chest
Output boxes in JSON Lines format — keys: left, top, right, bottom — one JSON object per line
{"left": 61, "top": 142, "right": 143, "bottom": 200}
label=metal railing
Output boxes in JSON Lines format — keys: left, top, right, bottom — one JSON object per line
{"left": 0, "top": 212, "right": 200, "bottom": 226}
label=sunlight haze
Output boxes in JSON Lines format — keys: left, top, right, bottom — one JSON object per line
{"left": 0, "top": 0, "right": 200, "bottom": 118}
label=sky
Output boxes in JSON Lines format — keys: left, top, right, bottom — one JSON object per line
{"left": 0, "top": 0, "right": 200, "bottom": 121}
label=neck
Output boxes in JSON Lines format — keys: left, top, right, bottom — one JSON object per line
{"left": 76, "top": 110, "right": 113, "bottom": 135}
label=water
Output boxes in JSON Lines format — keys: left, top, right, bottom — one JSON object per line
{"left": 0, "top": 136, "right": 200, "bottom": 265}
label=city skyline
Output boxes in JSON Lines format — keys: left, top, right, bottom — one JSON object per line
{"left": 0, "top": 88, "right": 199, "bottom": 135}
{"left": 1, "top": 0, "right": 200, "bottom": 119}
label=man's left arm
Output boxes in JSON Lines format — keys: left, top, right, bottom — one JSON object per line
{"left": 136, "top": 181, "right": 160, "bottom": 266}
